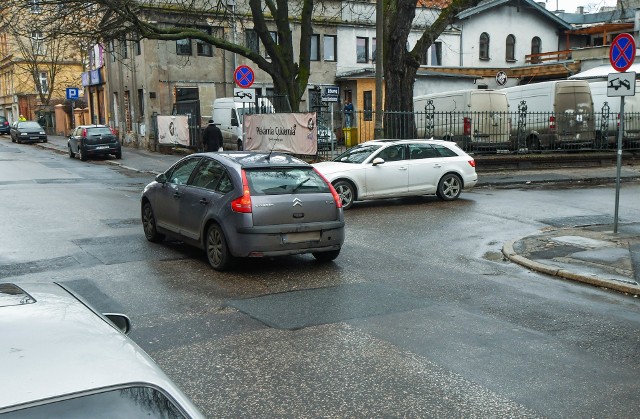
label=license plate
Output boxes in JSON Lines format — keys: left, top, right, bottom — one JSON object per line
{"left": 283, "top": 231, "right": 320, "bottom": 244}
{"left": 96, "top": 146, "right": 109, "bottom": 150}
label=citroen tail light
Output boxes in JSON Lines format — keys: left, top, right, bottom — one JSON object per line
{"left": 313, "top": 168, "right": 342, "bottom": 209}
{"left": 231, "top": 169, "right": 252, "bottom": 213}
{"left": 468, "top": 159, "right": 476, "bottom": 168}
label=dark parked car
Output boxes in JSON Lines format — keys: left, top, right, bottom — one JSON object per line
{"left": 0, "top": 282, "right": 205, "bottom": 418}
{"left": 141, "top": 152, "right": 345, "bottom": 270}
{"left": 10, "top": 121, "right": 47, "bottom": 143}
{"left": 0, "top": 116, "right": 9, "bottom": 135}
{"left": 68, "top": 124, "right": 122, "bottom": 161}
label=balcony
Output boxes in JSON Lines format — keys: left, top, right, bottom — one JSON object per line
{"left": 525, "top": 50, "right": 572, "bottom": 64}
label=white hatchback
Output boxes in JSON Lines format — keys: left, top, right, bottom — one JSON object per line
{"left": 312, "top": 139, "right": 478, "bottom": 209}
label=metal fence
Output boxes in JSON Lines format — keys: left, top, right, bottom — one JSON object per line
{"left": 315, "top": 104, "right": 640, "bottom": 156}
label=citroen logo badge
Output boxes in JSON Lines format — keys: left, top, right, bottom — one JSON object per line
{"left": 292, "top": 198, "right": 302, "bottom": 207}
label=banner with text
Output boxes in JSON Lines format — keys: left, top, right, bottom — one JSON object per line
{"left": 244, "top": 113, "right": 317, "bottom": 155}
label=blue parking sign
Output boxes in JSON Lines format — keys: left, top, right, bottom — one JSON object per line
{"left": 66, "top": 87, "right": 79, "bottom": 100}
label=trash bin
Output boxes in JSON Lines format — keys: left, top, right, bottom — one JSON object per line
{"left": 343, "top": 127, "right": 358, "bottom": 147}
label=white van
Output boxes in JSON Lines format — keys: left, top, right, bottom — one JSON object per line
{"left": 413, "top": 89, "right": 510, "bottom": 152}
{"left": 501, "top": 80, "right": 595, "bottom": 150}
{"left": 589, "top": 80, "right": 640, "bottom": 147}
{"left": 212, "top": 97, "right": 274, "bottom": 150}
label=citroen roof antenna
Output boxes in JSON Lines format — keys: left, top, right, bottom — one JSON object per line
{"left": 266, "top": 135, "right": 278, "bottom": 162}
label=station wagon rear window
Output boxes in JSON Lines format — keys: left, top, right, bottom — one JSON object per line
{"left": 245, "top": 168, "right": 330, "bottom": 195}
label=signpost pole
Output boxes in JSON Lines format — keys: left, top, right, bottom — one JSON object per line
{"left": 614, "top": 96, "right": 624, "bottom": 233}
{"left": 330, "top": 102, "right": 334, "bottom": 157}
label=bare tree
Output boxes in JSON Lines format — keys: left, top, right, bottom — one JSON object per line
{"left": 3, "top": 0, "right": 480, "bottom": 121}
{"left": 0, "top": 2, "right": 87, "bottom": 110}
{"left": 382, "top": 0, "right": 481, "bottom": 137}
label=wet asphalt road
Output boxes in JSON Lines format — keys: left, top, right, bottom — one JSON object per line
{"left": 1, "top": 138, "right": 640, "bottom": 418}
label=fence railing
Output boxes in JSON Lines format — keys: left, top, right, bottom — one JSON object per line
{"left": 315, "top": 107, "right": 640, "bottom": 155}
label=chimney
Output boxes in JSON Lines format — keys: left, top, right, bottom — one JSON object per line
{"left": 577, "top": 6, "right": 584, "bottom": 14}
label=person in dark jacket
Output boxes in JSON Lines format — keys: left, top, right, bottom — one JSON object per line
{"left": 202, "top": 119, "right": 223, "bottom": 152}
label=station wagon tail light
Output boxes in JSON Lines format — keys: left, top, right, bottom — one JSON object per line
{"left": 468, "top": 159, "right": 476, "bottom": 168}
{"left": 313, "top": 168, "right": 342, "bottom": 209}
{"left": 231, "top": 169, "right": 252, "bottom": 213}
{"left": 463, "top": 117, "right": 471, "bottom": 136}
{"left": 549, "top": 115, "right": 556, "bottom": 131}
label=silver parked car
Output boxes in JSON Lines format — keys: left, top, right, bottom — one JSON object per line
{"left": 0, "top": 282, "right": 205, "bottom": 418}
{"left": 141, "top": 151, "right": 345, "bottom": 270}
{"left": 313, "top": 139, "right": 478, "bottom": 209}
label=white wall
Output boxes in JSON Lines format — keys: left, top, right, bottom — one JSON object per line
{"left": 459, "top": 5, "right": 561, "bottom": 67}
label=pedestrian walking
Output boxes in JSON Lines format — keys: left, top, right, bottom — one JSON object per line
{"left": 202, "top": 119, "right": 223, "bottom": 152}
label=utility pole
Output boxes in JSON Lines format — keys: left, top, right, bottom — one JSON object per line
{"left": 375, "top": 0, "right": 384, "bottom": 139}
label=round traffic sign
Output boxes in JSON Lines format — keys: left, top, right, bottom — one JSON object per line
{"left": 609, "top": 33, "right": 636, "bottom": 72}
{"left": 234, "top": 65, "right": 255, "bottom": 88}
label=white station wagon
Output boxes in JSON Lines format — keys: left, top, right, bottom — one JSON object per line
{"left": 313, "top": 139, "right": 478, "bottom": 209}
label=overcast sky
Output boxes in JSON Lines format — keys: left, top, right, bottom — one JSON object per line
{"left": 549, "top": 0, "right": 617, "bottom": 13}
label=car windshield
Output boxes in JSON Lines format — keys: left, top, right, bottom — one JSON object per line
{"left": 3, "top": 386, "right": 188, "bottom": 419}
{"left": 332, "top": 144, "right": 382, "bottom": 164}
{"left": 245, "top": 167, "right": 330, "bottom": 195}
{"left": 18, "top": 122, "right": 42, "bottom": 129}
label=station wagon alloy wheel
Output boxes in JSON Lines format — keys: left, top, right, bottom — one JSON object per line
{"left": 437, "top": 173, "right": 462, "bottom": 201}
{"left": 333, "top": 180, "right": 355, "bottom": 210}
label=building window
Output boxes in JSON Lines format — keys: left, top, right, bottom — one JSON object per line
{"left": 38, "top": 71, "right": 48, "bottom": 94}
{"left": 31, "top": 31, "right": 44, "bottom": 55}
{"left": 431, "top": 42, "right": 442, "bottom": 66}
{"left": 356, "top": 37, "right": 368, "bottom": 63}
{"left": 506, "top": 34, "right": 515, "bottom": 62}
{"left": 135, "top": 39, "right": 141, "bottom": 55}
{"left": 324, "top": 35, "right": 336, "bottom": 61}
{"left": 479, "top": 32, "right": 489, "bottom": 60}
{"left": 531, "top": 36, "right": 541, "bottom": 63}
{"left": 197, "top": 28, "right": 213, "bottom": 57}
{"left": 121, "top": 38, "right": 128, "bottom": 59}
{"left": 363, "top": 91, "right": 373, "bottom": 121}
{"left": 246, "top": 29, "right": 259, "bottom": 54}
{"left": 372, "top": 38, "right": 376, "bottom": 62}
{"left": 30, "top": 0, "right": 41, "bottom": 13}
{"left": 138, "top": 89, "right": 144, "bottom": 117}
{"left": 176, "top": 38, "right": 191, "bottom": 56}
{"left": 265, "top": 31, "right": 277, "bottom": 59}
{"left": 310, "top": 34, "right": 320, "bottom": 61}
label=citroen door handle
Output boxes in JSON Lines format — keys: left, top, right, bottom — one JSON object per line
{"left": 199, "top": 198, "right": 208, "bottom": 205}
{"left": 399, "top": 167, "right": 408, "bottom": 171}
{"left": 173, "top": 192, "right": 181, "bottom": 199}
{"left": 433, "top": 164, "right": 442, "bottom": 168}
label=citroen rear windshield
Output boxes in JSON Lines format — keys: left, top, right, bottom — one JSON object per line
{"left": 244, "top": 167, "right": 330, "bottom": 195}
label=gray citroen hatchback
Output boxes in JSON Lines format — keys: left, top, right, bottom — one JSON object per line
{"left": 141, "top": 152, "right": 345, "bottom": 270}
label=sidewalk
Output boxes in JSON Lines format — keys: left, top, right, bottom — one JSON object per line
{"left": 27, "top": 136, "right": 640, "bottom": 296}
